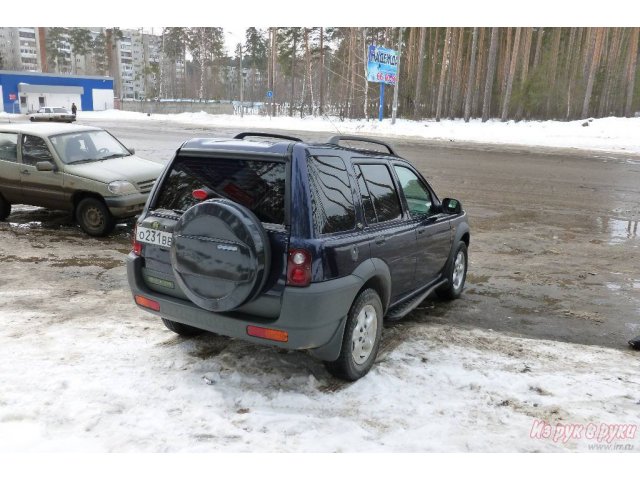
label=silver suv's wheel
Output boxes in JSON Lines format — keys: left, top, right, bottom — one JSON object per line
{"left": 325, "top": 288, "right": 383, "bottom": 381}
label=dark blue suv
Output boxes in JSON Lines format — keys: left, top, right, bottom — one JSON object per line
{"left": 127, "top": 133, "right": 470, "bottom": 380}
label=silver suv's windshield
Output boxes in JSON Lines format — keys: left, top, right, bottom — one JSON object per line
{"left": 50, "top": 130, "right": 130, "bottom": 164}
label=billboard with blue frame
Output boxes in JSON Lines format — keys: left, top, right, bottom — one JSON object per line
{"left": 367, "top": 45, "right": 399, "bottom": 85}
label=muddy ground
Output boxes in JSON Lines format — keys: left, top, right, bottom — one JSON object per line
{"left": 1, "top": 118, "right": 639, "bottom": 349}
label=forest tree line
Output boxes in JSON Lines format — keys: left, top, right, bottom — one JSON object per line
{"left": 242, "top": 27, "right": 640, "bottom": 121}
{"left": 42, "top": 27, "right": 640, "bottom": 121}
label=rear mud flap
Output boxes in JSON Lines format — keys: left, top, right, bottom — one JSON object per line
{"left": 307, "top": 315, "right": 348, "bottom": 362}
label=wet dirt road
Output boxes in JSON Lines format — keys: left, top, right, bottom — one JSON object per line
{"left": 2, "top": 118, "right": 639, "bottom": 350}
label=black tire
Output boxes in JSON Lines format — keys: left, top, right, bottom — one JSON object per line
{"left": 0, "top": 194, "right": 11, "bottom": 221}
{"left": 324, "top": 288, "right": 383, "bottom": 381}
{"left": 75, "top": 197, "right": 115, "bottom": 237}
{"left": 30, "top": 117, "right": 35, "bottom": 122}
{"left": 437, "top": 241, "right": 468, "bottom": 300}
{"left": 162, "top": 318, "right": 204, "bottom": 336}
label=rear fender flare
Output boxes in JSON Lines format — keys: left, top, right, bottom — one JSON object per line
{"left": 352, "top": 258, "right": 392, "bottom": 312}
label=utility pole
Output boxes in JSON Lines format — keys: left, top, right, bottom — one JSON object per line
{"left": 238, "top": 43, "right": 244, "bottom": 118}
{"left": 391, "top": 27, "right": 403, "bottom": 125}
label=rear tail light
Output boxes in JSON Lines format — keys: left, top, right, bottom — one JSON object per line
{"left": 246, "top": 325, "right": 288, "bottom": 343}
{"left": 132, "top": 226, "right": 142, "bottom": 256}
{"left": 192, "top": 189, "right": 210, "bottom": 201}
{"left": 286, "top": 248, "right": 311, "bottom": 287}
{"left": 135, "top": 295, "right": 160, "bottom": 311}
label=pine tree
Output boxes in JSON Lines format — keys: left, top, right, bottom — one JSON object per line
{"left": 435, "top": 27, "right": 452, "bottom": 121}
{"left": 501, "top": 27, "right": 521, "bottom": 121}
{"left": 413, "top": 27, "right": 427, "bottom": 119}
{"left": 582, "top": 27, "right": 605, "bottom": 118}
{"left": 625, "top": 27, "right": 639, "bottom": 116}
{"left": 464, "top": 27, "right": 478, "bottom": 122}
{"left": 482, "top": 28, "right": 500, "bottom": 122}
{"left": 69, "top": 28, "right": 92, "bottom": 75}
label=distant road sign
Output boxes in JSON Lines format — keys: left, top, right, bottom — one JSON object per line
{"left": 266, "top": 90, "right": 273, "bottom": 98}
{"left": 367, "top": 45, "right": 399, "bottom": 85}
{"left": 8, "top": 93, "right": 17, "bottom": 101}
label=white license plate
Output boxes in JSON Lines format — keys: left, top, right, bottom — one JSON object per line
{"left": 137, "top": 226, "right": 173, "bottom": 248}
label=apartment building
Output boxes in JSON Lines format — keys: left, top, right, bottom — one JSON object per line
{"left": 1, "top": 27, "right": 186, "bottom": 100}
{"left": 0, "top": 27, "right": 42, "bottom": 72}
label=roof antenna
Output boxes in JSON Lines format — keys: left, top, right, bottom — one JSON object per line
{"left": 322, "top": 113, "right": 354, "bottom": 149}
{"left": 322, "top": 113, "right": 343, "bottom": 136}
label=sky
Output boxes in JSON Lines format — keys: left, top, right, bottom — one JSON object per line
{"left": 3, "top": 0, "right": 636, "bottom": 59}
{"left": 9, "top": 0, "right": 638, "bottom": 32}
{"left": 139, "top": 27, "right": 249, "bottom": 56}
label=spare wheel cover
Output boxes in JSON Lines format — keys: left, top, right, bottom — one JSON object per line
{"left": 170, "top": 198, "right": 271, "bottom": 312}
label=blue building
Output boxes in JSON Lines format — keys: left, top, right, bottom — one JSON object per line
{"left": 0, "top": 70, "right": 114, "bottom": 114}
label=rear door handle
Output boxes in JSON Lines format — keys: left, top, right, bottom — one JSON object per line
{"left": 417, "top": 227, "right": 426, "bottom": 235}
{"left": 21, "top": 169, "right": 30, "bottom": 175}
{"left": 375, "top": 236, "right": 386, "bottom": 245}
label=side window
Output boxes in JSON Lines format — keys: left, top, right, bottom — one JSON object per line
{"left": 357, "top": 163, "right": 402, "bottom": 223}
{"left": 0, "top": 133, "right": 18, "bottom": 163}
{"left": 354, "top": 165, "right": 377, "bottom": 224}
{"left": 308, "top": 156, "right": 356, "bottom": 234}
{"left": 22, "top": 135, "right": 54, "bottom": 166}
{"left": 393, "top": 165, "right": 433, "bottom": 216}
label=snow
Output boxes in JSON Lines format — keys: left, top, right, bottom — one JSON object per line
{"left": 4, "top": 109, "right": 640, "bottom": 154}
{"left": 1, "top": 280, "right": 638, "bottom": 452}
{"left": 67, "top": 110, "right": 640, "bottom": 155}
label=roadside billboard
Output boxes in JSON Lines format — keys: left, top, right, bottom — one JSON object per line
{"left": 367, "top": 45, "right": 399, "bottom": 85}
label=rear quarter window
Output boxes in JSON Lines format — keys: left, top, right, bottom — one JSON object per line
{"left": 154, "top": 156, "right": 287, "bottom": 225}
{"left": 308, "top": 156, "right": 356, "bottom": 235}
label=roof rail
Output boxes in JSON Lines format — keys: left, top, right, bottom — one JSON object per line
{"left": 234, "top": 132, "right": 302, "bottom": 142}
{"left": 327, "top": 135, "right": 398, "bottom": 156}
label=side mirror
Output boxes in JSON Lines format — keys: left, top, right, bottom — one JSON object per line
{"left": 441, "top": 197, "right": 462, "bottom": 215}
{"left": 128, "top": 147, "right": 135, "bottom": 155}
{"left": 36, "top": 161, "right": 55, "bottom": 172}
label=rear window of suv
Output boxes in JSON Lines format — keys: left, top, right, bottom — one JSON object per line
{"left": 154, "top": 156, "right": 287, "bottom": 225}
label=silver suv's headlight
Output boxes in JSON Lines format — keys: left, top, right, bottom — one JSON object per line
{"left": 108, "top": 180, "right": 138, "bottom": 195}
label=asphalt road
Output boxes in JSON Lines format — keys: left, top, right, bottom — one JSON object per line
{"left": 6, "top": 117, "right": 640, "bottom": 349}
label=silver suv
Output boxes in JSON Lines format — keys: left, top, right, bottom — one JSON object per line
{"left": 0, "top": 123, "right": 163, "bottom": 236}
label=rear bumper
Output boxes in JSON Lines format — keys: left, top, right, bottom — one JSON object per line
{"left": 126, "top": 254, "right": 363, "bottom": 361}
{"left": 105, "top": 193, "right": 149, "bottom": 218}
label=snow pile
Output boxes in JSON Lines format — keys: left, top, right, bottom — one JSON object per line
{"left": 70, "top": 109, "right": 640, "bottom": 155}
